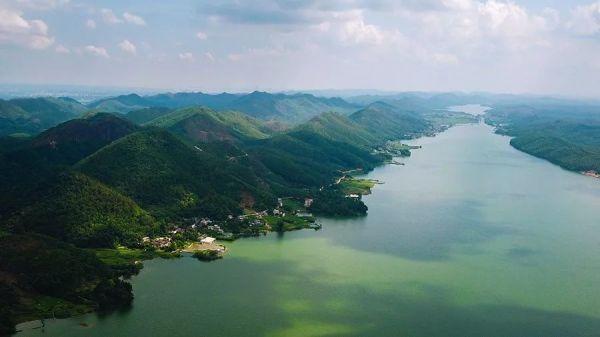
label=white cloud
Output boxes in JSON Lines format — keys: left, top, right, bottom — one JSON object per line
{"left": 432, "top": 52, "right": 459, "bottom": 64}
{"left": 123, "top": 12, "right": 146, "bottom": 26}
{"left": 476, "top": 0, "right": 547, "bottom": 38}
{"left": 15, "top": 0, "right": 70, "bottom": 10}
{"left": 204, "top": 52, "right": 215, "bottom": 61}
{"left": 179, "top": 52, "right": 194, "bottom": 61}
{"left": 196, "top": 31, "right": 207, "bottom": 40}
{"left": 0, "top": 7, "right": 54, "bottom": 49}
{"left": 55, "top": 44, "right": 69, "bottom": 53}
{"left": 340, "top": 16, "right": 384, "bottom": 45}
{"left": 86, "top": 19, "right": 96, "bottom": 29}
{"left": 568, "top": 1, "right": 600, "bottom": 35}
{"left": 84, "top": 45, "right": 109, "bottom": 58}
{"left": 101, "top": 8, "right": 121, "bottom": 24}
{"left": 227, "top": 53, "right": 241, "bottom": 61}
{"left": 118, "top": 39, "right": 136, "bottom": 54}
{"left": 315, "top": 10, "right": 398, "bottom": 47}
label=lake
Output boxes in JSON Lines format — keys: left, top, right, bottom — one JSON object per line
{"left": 448, "top": 104, "right": 490, "bottom": 116}
{"left": 16, "top": 122, "right": 600, "bottom": 337}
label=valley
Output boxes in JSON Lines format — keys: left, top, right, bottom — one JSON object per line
{"left": 2, "top": 90, "right": 600, "bottom": 336}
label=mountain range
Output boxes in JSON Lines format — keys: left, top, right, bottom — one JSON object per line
{"left": 88, "top": 91, "right": 359, "bottom": 123}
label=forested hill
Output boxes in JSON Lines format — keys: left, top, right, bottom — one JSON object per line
{"left": 0, "top": 91, "right": 481, "bottom": 333}
{"left": 89, "top": 91, "right": 359, "bottom": 123}
{"left": 486, "top": 104, "right": 600, "bottom": 173}
{"left": 0, "top": 97, "right": 86, "bottom": 136}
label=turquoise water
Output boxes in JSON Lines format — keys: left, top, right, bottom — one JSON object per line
{"left": 17, "top": 123, "right": 600, "bottom": 337}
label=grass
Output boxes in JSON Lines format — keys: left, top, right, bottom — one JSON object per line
{"left": 264, "top": 214, "right": 316, "bottom": 232}
{"left": 92, "top": 247, "right": 177, "bottom": 267}
{"left": 339, "top": 177, "right": 376, "bottom": 195}
{"left": 14, "top": 294, "right": 94, "bottom": 324}
{"left": 282, "top": 198, "right": 303, "bottom": 212}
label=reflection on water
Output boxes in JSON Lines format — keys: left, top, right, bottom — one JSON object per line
{"left": 17, "top": 123, "right": 600, "bottom": 337}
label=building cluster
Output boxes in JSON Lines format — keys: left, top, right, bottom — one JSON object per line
{"left": 143, "top": 236, "right": 172, "bottom": 249}
{"left": 140, "top": 196, "right": 318, "bottom": 249}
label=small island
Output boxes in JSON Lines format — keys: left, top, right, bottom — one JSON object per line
{"left": 185, "top": 237, "right": 226, "bottom": 262}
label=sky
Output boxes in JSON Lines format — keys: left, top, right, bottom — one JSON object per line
{"left": 0, "top": 0, "right": 599, "bottom": 97}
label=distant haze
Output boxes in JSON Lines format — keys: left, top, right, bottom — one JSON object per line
{"left": 1, "top": 0, "right": 599, "bottom": 98}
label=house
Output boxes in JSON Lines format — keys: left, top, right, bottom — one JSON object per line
{"left": 207, "top": 224, "right": 225, "bottom": 234}
{"left": 304, "top": 198, "right": 314, "bottom": 208}
{"left": 200, "top": 218, "right": 212, "bottom": 226}
{"left": 152, "top": 237, "right": 171, "bottom": 248}
{"left": 170, "top": 227, "right": 184, "bottom": 234}
{"left": 273, "top": 209, "right": 281, "bottom": 215}
{"left": 201, "top": 236, "right": 216, "bottom": 244}
{"left": 277, "top": 198, "right": 283, "bottom": 207}
{"left": 346, "top": 194, "right": 360, "bottom": 199}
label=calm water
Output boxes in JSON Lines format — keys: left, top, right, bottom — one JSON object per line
{"left": 17, "top": 123, "right": 600, "bottom": 337}
{"left": 448, "top": 104, "right": 490, "bottom": 116}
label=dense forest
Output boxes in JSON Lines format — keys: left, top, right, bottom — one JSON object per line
{"left": 0, "top": 90, "right": 529, "bottom": 334}
{"left": 486, "top": 104, "right": 600, "bottom": 173}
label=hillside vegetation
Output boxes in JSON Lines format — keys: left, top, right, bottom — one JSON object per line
{"left": 7, "top": 172, "right": 156, "bottom": 247}
{"left": 486, "top": 104, "right": 600, "bottom": 173}
{"left": 0, "top": 97, "right": 86, "bottom": 136}
{"left": 0, "top": 90, "right": 483, "bottom": 333}
{"left": 76, "top": 128, "right": 275, "bottom": 219}
{"left": 148, "top": 107, "right": 274, "bottom": 142}
{"left": 350, "top": 102, "right": 430, "bottom": 140}
{"left": 90, "top": 91, "right": 358, "bottom": 123}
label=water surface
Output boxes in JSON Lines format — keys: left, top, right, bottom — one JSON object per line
{"left": 17, "top": 123, "right": 600, "bottom": 337}
{"left": 448, "top": 104, "right": 490, "bottom": 115}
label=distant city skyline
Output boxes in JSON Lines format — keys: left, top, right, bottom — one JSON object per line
{"left": 1, "top": 0, "right": 599, "bottom": 97}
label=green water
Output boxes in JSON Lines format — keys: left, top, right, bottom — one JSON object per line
{"left": 17, "top": 123, "right": 600, "bottom": 337}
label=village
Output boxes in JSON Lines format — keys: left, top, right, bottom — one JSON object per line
{"left": 138, "top": 173, "right": 381, "bottom": 261}
{"left": 140, "top": 196, "right": 322, "bottom": 260}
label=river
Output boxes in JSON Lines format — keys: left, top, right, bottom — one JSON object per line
{"left": 16, "top": 122, "right": 600, "bottom": 337}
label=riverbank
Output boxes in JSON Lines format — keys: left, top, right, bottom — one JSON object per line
{"left": 582, "top": 170, "right": 600, "bottom": 179}
{"left": 14, "top": 122, "right": 600, "bottom": 337}
{"left": 8, "top": 122, "right": 471, "bottom": 336}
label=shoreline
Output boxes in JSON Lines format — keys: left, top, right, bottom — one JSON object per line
{"left": 582, "top": 170, "right": 600, "bottom": 179}
{"left": 11, "top": 124, "right": 465, "bottom": 335}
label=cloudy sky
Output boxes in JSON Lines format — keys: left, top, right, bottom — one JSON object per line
{"left": 0, "top": 0, "right": 599, "bottom": 96}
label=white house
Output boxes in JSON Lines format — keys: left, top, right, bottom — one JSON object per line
{"left": 201, "top": 236, "right": 216, "bottom": 244}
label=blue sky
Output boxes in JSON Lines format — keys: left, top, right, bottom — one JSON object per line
{"left": 0, "top": 0, "right": 599, "bottom": 97}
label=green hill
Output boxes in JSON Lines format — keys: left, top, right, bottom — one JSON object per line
{"left": 89, "top": 91, "right": 358, "bottom": 124}
{"left": 7, "top": 172, "right": 155, "bottom": 248}
{"left": 0, "top": 97, "right": 87, "bottom": 136}
{"left": 295, "top": 111, "right": 379, "bottom": 148}
{"left": 247, "top": 129, "right": 382, "bottom": 187}
{"left": 350, "top": 101, "right": 430, "bottom": 140}
{"left": 88, "top": 93, "right": 150, "bottom": 113}
{"left": 126, "top": 107, "right": 173, "bottom": 124}
{"left": 226, "top": 91, "right": 358, "bottom": 123}
{"left": 487, "top": 104, "right": 600, "bottom": 173}
{"left": 28, "top": 112, "right": 139, "bottom": 165}
{"left": 144, "top": 92, "right": 239, "bottom": 109}
{"left": 0, "top": 113, "right": 140, "bottom": 221}
{"left": 76, "top": 128, "right": 275, "bottom": 219}
{"left": 148, "top": 107, "right": 273, "bottom": 143}
{"left": 0, "top": 233, "right": 134, "bottom": 335}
